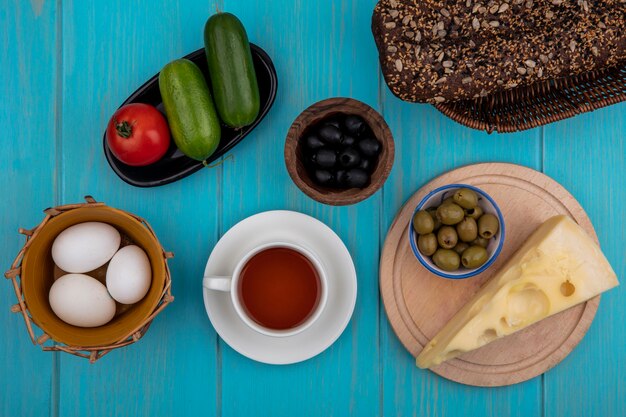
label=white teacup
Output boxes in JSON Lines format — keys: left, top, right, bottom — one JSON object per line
{"left": 203, "top": 242, "right": 328, "bottom": 337}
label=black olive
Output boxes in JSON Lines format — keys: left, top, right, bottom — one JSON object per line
{"left": 324, "top": 118, "right": 341, "bottom": 128}
{"left": 311, "top": 149, "right": 337, "bottom": 168}
{"left": 307, "top": 151, "right": 318, "bottom": 166}
{"left": 335, "top": 170, "right": 347, "bottom": 186}
{"left": 358, "top": 158, "right": 374, "bottom": 173}
{"left": 313, "top": 170, "right": 334, "bottom": 186}
{"left": 344, "top": 169, "right": 369, "bottom": 189}
{"left": 317, "top": 125, "right": 343, "bottom": 146}
{"left": 341, "top": 135, "right": 356, "bottom": 147}
{"left": 338, "top": 147, "right": 361, "bottom": 168}
{"left": 304, "top": 134, "right": 325, "bottom": 151}
{"left": 357, "top": 137, "right": 382, "bottom": 157}
{"left": 344, "top": 115, "right": 366, "bottom": 135}
{"left": 360, "top": 126, "right": 374, "bottom": 138}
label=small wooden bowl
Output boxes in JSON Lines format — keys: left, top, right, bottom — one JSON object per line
{"left": 285, "top": 98, "right": 395, "bottom": 206}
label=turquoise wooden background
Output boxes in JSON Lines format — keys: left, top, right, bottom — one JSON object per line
{"left": 1, "top": 1, "right": 624, "bottom": 416}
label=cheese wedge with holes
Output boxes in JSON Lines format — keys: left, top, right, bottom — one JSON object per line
{"left": 416, "top": 215, "right": 619, "bottom": 369}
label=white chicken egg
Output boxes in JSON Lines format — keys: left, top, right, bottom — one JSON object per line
{"left": 51, "top": 222, "right": 121, "bottom": 273}
{"left": 49, "top": 274, "right": 116, "bottom": 327}
{"left": 106, "top": 245, "right": 152, "bottom": 304}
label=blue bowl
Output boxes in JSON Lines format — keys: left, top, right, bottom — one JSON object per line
{"left": 408, "top": 184, "right": 505, "bottom": 279}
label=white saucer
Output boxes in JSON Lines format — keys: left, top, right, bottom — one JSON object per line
{"left": 202, "top": 210, "right": 357, "bottom": 365}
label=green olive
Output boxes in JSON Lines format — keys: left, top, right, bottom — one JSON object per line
{"left": 453, "top": 188, "right": 479, "bottom": 209}
{"left": 436, "top": 203, "right": 465, "bottom": 225}
{"left": 417, "top": 233, "right": 437, "bottom": 256}
{"left": 461, "top": 245, "right": 489, "bottom": 269}
{"left": 437, "top": 226, "right": 458, "bottom": 249}
{"left": 478, "top": 213, "right": 500, "bottom": 239}
{"left": 427, "top": 208, "right": 442, "bottom": 231}
{"left": 453, "top": 242, "right": 469, "bottom": 255}
{"left": 456, "top": 217, "right": 478, "bottom": 242}
{"left": 464, "top": 205, "right": 483, "bottom": 219}
{"left": 441, "top": 196, "right": 454, "bottom": 206}
{"left": 412, "top": 210, "right": 434, "bottom": 235}
{"left": 432, "top": 249, "right": 461, "bottom": 271}
{"left": 472, "top": 237, "right": 490, "bottom": 248}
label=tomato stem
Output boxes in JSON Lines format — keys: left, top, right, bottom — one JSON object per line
{"left": 115, "top": 120, "right": 133, "bottom": 138}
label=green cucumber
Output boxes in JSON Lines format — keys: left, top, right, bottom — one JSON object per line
{"left": 158, "top": 59, "right": 221, "bottom": 161}
{"left": 204, "top": 12, "right": 260, "bottom": 128}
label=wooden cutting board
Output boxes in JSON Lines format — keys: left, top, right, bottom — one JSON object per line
{"left": 380, "top": 163, "right": 601, "bottom": 387}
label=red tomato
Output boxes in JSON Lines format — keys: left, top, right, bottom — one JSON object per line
{"left": 106, "top": 103, "right": 171, "bottom": 166}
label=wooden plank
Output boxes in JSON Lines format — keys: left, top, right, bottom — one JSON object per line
{"left": 218, "top": 0, "right": 381, "bottom": 415}
{"left": 0, "top": 1, "right": 58, "bottom": 416}
{"left": 379, "top": 97, "right": 544, "bottom": 415}
{"left": 542, "top": 103, "right": 626, "bottom": 417}
{"left": 2, "top": 0, "right": 623, "bottom": 415}
{"left": 57, "top": 1, "right": 221, "bottom": 416}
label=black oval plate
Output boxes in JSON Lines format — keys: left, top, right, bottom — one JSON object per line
{"left": 103, "top": 44, "right": 277, "bottom": 187}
